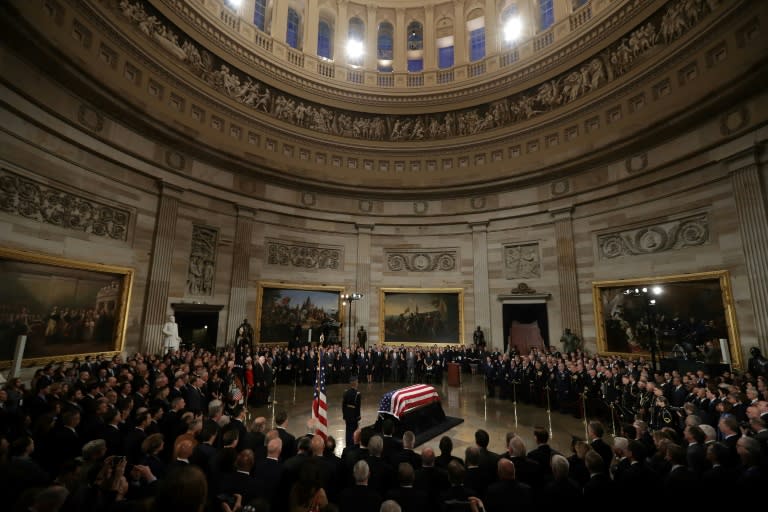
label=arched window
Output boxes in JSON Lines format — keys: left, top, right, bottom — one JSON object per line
{"left": 286, "top": 8, "right": 300, "bottom": 49}
{"left": 377, "top": 21, "right": 394, "bottom": 72}
{"left": 347, "top": 17, "right": 365, "bottom": 66}
{"left": 467, "top": 14, "right": 485, "bottom": 62}
{"left": 317, "top": 20, "right": 333, "bottom": 59}
{"left": 539, "top": 0, "right": 555, "bottom": 31}
{"left": 407, "top": 21, "right": 423, "bottom": 72}
{"left": 436, "top": 17, "right": 454, "bottom": 69}
{"left": 253, "top": 0, "right": 267, "bottom": 31}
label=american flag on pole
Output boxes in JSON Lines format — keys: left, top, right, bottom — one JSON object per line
{"left": 378, "top": 384, "right": 440, "bottom": 419}
{"left": 312, "top": 360, "right": 328, "bottom": 440}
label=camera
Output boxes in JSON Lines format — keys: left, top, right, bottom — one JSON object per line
{"left": 217, "top": 494, "right": 237, "bottom": 507}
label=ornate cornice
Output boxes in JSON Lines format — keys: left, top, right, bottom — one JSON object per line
{"left": 597, "top": 212, "right": 709, "bottom": 259}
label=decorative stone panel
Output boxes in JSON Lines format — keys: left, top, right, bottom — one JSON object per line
{"left": 504, "top": 242, "right": 541, "bottom": 279}
{"left": 266, "top": 239, "right": 342, "bottom": 270}
{"left": 386, "top": 250, "right": 457, "bottom": 272}
{"left": 0, "top": 168, "right": 130, "bottom": 241}
{"left": 187, "top": 225, "right": 218, "bottom": 295}
{"left": 597, "top": 213, "right": 709, "bottom": 259}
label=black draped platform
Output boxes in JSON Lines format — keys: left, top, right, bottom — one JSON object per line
{"left": 369, "top": 386, "right": 464, "bottom": 446}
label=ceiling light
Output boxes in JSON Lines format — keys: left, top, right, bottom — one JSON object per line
{"left": 503, "top": 17, "right": 522, "bottom": 43}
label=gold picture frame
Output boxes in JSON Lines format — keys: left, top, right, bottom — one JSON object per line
{"left": 0, "top": 247, "right": 133, "bottom": 368}
{"left": 255, "top": 282, "right": 344, "bottom": 344}
{"left": 379, "top": 288, "right": 464, "bottom": 346}
{"left": 592, "top": 270, "right": 742, "bottom": 368}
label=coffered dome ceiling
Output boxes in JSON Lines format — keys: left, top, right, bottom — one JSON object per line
{"left": 2, "top": 0, "right": 765, "bottom": 198}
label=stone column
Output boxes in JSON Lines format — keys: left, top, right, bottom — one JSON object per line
{"left": 141, "top": 181, "right": 184, "bottom": 354}
{"left": 484, "top": 0, "right": 498, "bottom": 56}
{"left": 471, "top": 222, "right": 491, "bottom": 348}
{"left": 355, "top": 224, "right": 374, "bottom": 343}
{"left": 304, "top": 0, "right": 319, "bottom": 55}
{"left": 272, "top": 0, "right": 289, "bottom": 43}
{"left": 453, "top": 0, "right": 466, "bottom": 66}
{"left": 365, "top": 5, "right": 378, "bottom": 70}
{"left": 551, "top": 207, "right": 582, "bottom": 336}
{"left": 554, "top": 0, "right": 572, "bottom": 23}
{"left": 225, "top": 206, "right": 256, "bottom": 346}
{"left": 394, "top": 8, "right": 406, "bottom": 71}
{"left": 424, "top": 6, "right": 435, "bottom": 70}
{"left": 334, "top": 0, "right": 349, "bottom": 67}
{"left": 730, "top": 158, "right": 768, "bottom": 354}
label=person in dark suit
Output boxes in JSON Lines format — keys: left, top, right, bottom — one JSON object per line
{"left": 342, "top": 376, "right": 361, "bottom": 448}
{"left": 100, "top": 408, "right": 124, "bottom": 456}
{"left": 683, "top": 424, "right": 709, "bottom": 475}
{"left": 381, "top": 418, "right": 403, "bottom": 463}
{"left": 275, "top": 410, "right": 297, "bottom": 462}
{"left": 462, "top": 446, "right": 487, "bottom": 499}
{"left": 662, "top": 443, "right": 698, "bottom": 500}
{"left": 541, "top": 454, "right": 583, "bottom": 506}
{"left": 435, "top": 436, "right": 463, "bottom": 470}
{"left": 414, "top": 448, "right": 449, "bottom": 510}
{"left": 582, "top": 449, "right": 617, "bottom": 500}
{"left": 338, "top": 460, "right": 383, "bottom": 512}
{"left": 190, "top": 421, "right": 219, "bottom": 479}
{"left": 217, "top": 449, "right": 264, "bottom": 504}
{"left": 124, "top": 411, "right": 150, "bottom": 465}
{"left": 485, "top": 459, "right": 532, "bottom": 511}
{"left": 527, "top": 425, "right": 559, "bottom": 476}
{"left": 364, "top": 435, "right": 395, "bottom": 497}
{"left": 474, "top": 429, "right": 500, "bottom": 484}
{"left": 385, "top": 462, "right": 428, "bottom": 512}
{"left": 504, "top": 435, "right": 543, "bottom": 490}
{"left": 391, "top": 431, "right": 421, "bottom": 470}
{"left": 253, "top": 437, "right": 283, "bottom": 506}
{"left": 228, "top": 406, "right": 249, "bottom": 451}
{"left": 588, "top": 421, "right": 614, "bottom": 472}
{"left": 614, "top": 440, "right": 658, "bottom": 492}
{"left": 438, "top": 460, "right": 476, "bottom": 510}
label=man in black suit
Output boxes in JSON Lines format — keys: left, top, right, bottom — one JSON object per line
{"left": 124, "top": 410, "right": 150, "bottom": 464}
{"left": 216, "top": 449, "right": 264, "bottom": 504}
{"left": 527, "top": 425, "right": 559, "bottom": 476}
{"left": 338, "top": 460, "right": 383, "bottom": 512}
{"left": 385, "top": 462, "right": 428, "bottom": 512}
{"left": 463, "top": 446, "right": 486, "bottom": 499}
{"left": 582, "top": 449, "right": 616, "bottom": 500}
{"left": 229, "top": 405, "right": 249, "bottom": 451}
{"left": 252, "top": 437, "right": 283, "bottom": 506}
{"left": 435, "top": 436, "right": 463, "bottom": 469}
{"left": 414, "top": 448, "right": 449, "bottom": 510}
{"left": 391, "top": 431, "right": 420, "bottom": 470}
{"left": 485, "top": 459, "right": 532, "bottom": 511}
{"left": 364, "top": 435, "right": 395, "bottom": 496}
{"left": 275, "top": 410, "right": 297, "bottom": 461}
{"left": 588, "top": 420, "right": 614, "bottom": 472}
{"left": 380, "top": 418, "right": 403, "bottom": 463}
{"left": 474, "top": 429, "right": 500, "bottom": 483}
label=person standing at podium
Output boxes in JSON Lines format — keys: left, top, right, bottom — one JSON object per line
{"left": 343, "top": 376, "right": 362, "bottom": 447}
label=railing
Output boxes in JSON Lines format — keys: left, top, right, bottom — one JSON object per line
{"left": 286, "top": 47, "right": 304, "bottom": 68}
{"left": 570, "top": 4, "right": 593, "bottom": 31}
{"left": 160, "top": 0, "right": 637, "bottom": 94}
{"left": 407, "top": 74, "right": 424, "bottom": 87}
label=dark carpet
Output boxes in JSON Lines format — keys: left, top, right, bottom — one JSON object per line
{"left": 412, "top": 416, "right": 464, "bottom": 447}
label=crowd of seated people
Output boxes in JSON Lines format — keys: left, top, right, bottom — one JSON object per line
{"left": 0, "top": 343, "right": 766, "bottom": 512}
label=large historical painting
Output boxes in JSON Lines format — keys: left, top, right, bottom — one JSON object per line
{"left": 255, "top": 283, "right": 342, "bottom": 344}
{"left": 0, "top": 248, "right": 133, "bottom": 366}
{"left": 593, "top": 271, "right": 741, "bottom": 368}
{"left": 380, "top": 288, "right": 464, "bottom": 345}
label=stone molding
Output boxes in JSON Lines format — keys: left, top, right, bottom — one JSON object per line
{"left": 504, "top": 242, "right": 542, "bottom": 279}
{"left": 597, "top": 212, "right": 709, "bottom": 259}
{"left": 385, "top": 249, "right": 457, "bottom": 272}
{"left": 266, "top": 239, "right": 343, "bottom": 269}
{"left": 0, "top": 167, "right": 130, "bottom": 241}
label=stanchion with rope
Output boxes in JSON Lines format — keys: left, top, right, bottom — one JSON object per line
{"left": 512, "top": 380, "right": 519, "bottom": 430}
{"left": 582, "top": 387, "right": 589, "bottom": 440}
{"left": 545, "top": 385, "right": 553, "bottom": 440}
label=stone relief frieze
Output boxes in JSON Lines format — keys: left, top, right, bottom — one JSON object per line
{"left": 187, "top": 225, "right": 218, "bottom": 295}
{"left": 504, "top": 243, "right": 541, "bottom": 279}
{"left": 115, "top": 0, "right": 720, "bottom": 144}
{"left": 386, "top": 250, "right": 457, "bottom": 272}
{"left": 267, "top": 240, "right": 342, "bottom": 270}
{"left": 597, "top": 213, "right": 709, "bottom": 259}
{"left": 0, "top": 168, "right": 130, "bottom": 241}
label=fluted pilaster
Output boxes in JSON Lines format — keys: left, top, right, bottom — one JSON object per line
{"left": 453, "top": 0, "right": 466, "bottom": 66}
{"left": 552, "top": 208, "right": 582, "bottom": 336}
{"left": 365, "top": 6, "right": 378, "bottom": 70}
{"left": 141, "top": 181, "right": 183, "bottom": 354}
{"left": 394, "top": 8, "right": 406, "bottom": 71}
{"left": 304, "top": 0, "right": 319, "bottom": 55}
{"left": 424, "top": 7, "right": 435, "bottom": 69}
{"left": 355, "top": 223, "right": 374, "bottom": 345}
{"left": 484, "top": 0, "right": 498, "bottom": 56}
{"left": 225, "top": 206, "right": 256, "bottom": 346}
{"left": 335, "top": 0, "right": 349, "bottom": 67}
{"left": 731, "top": 162, "right": 768, "bottom": 354}
{"left": 471, "top": 222, "right": 491, "bottom": 348}
{"left": 273, "top": 0, "right": 289, "bottom": 44}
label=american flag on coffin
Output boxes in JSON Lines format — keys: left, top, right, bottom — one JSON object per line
{"left": 378, "top": 384, "right": 440, "bottom": 419}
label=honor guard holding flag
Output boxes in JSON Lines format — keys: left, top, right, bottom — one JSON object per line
{"left": 342, "top": 376, "right": 361, "bottom": 447}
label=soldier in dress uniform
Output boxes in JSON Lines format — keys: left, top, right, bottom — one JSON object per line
{"left": 342, "top": 376, "right": 361, "bottom": 447}
{"left": 483, "top": 355, "right": 496, "bottom": 398}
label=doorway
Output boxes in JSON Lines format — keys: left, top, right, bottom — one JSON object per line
{"left": 173, "top": 311, "right": 218, "bottom": 350}
{"left": 502, "top": 303, "right": 549, "bottom": 352}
